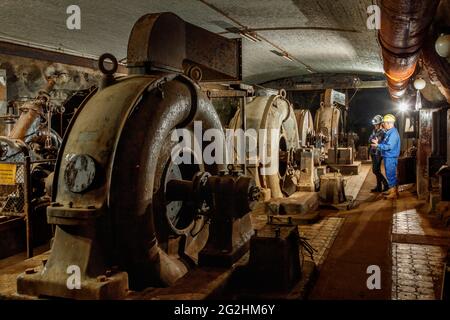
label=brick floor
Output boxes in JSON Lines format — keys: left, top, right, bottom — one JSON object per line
{"left": 343, "top": 164, "right": 371, "bottom": 201}
{"left": 391, "top": 243, "right": 445, "bottom": 300}
{"left": 310, "top": 166, "right": 450, "bottom": 300}
{"left": 300, "top": 217, "right": 344, "bottom": 267}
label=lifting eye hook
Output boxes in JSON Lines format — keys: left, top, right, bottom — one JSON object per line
{"left": 157, "top": 82, "right": 165, "bottom": 99}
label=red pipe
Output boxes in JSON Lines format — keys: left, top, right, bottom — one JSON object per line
{"left": 379, "top": 0, "right": 440, "bottom": 99}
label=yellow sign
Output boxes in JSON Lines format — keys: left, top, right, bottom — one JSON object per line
{"left": 0, "top": 163, "right": 17, "bottom": 185}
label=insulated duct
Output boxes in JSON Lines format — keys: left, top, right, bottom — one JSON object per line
{"left": 379, "top": 0, "right": 440, "bottom": 99}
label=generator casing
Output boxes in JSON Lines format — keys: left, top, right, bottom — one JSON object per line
{"left": 248, "top": 224, "right": 301, "bottom": 291}
{"left": 296, "top": 148, "right": 319, "bottom": 192}
{"left": 319, "top": 173, "right": 347, "bottom": 205}
{"left": 328, "top": 147, "right": 353, "bottom": 165}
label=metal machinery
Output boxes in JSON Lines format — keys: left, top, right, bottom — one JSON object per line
{"left": 0, "top": 78, "right": 88, "bottom": 206}
{"left": 1, "top": 79, "right": 61, "bottom": 177}
{"left": 0, "top": 79, "right": 64, "bottom": 258}
{"left": 295, "top": 109, "right": 315, "bottom": 147}
{"left": 314, "top": 91, "right": 342, "bottom": 154}
{"left": 315, "top": 89, "right": 359, "bottom": 167}
{"left": 294, "top": 109, "right": 321, "bottom": 192}
{"left": 16, "top": 13, "right": 265, "bottom": 300}
{"left": 312, "top": 89, "right": 355, "bottom": 206}
{"left": 229, "top": 91, "right": 302, "bottom": 199}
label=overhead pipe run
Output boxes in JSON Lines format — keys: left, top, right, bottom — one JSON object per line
{"left": 379, "top": 0, "right": 440, "bottom": 99}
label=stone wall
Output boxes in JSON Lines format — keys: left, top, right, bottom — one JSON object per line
{"left": 0, "top": 53, "right": 102, "bottom": 108}
{"left": 0, "top": 53, "right": 102, "bottom": 134}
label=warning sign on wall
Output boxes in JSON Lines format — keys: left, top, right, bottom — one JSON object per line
{"left": 0, "top": 163, "right": 17, "bottom": 185}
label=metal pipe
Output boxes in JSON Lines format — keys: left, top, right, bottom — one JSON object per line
{"left": 0, "top": 115, "right": 19, "bottom": 120}
{"left": 165, "top": 180, "right": 194, "bottom": 202}
{"left": 241, "top": 97, "right": 247, "bottom": 175}
{"left": 30, "top": 159, "right": 57, "bottom": 164}
{"left": 379, "top": 0, "right": 440, "bottom": 99}
{"left": 24, "top": 155, "right": 33, "bottom": 258}
{"left": 8, "top": 79, "right": 55, "bottom": 141}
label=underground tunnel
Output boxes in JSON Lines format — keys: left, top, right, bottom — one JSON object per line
{"left": 0, "top": 0, "right": 449, "bottom": 315}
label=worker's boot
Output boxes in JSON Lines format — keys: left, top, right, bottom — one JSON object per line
{"left": 384, "top": 186, "right": 399, "bottom": 200}
{"left": 371, "top": 185, "right": 382, "bottom": 193}
{"left": 372, "top": 177, "right": 386, "bottom": 193}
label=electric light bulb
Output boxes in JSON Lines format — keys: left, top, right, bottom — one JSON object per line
{"left": 399, "top": 102, "right": 409, "bottom": 112}
{"left": 414, "top": 78, "right": 426, "bottom": 91}
{"left": 435, "top": 34, "right": 450, "bottom": 58}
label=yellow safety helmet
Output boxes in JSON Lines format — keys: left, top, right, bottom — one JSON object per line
{"left": 383, "top": 114, "right": 396, "bottom": 123}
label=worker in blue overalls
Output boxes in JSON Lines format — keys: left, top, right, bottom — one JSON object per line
{"left": 371, "top": 114, "right": 400, "bottom": 199}
{"left": 369, "top": 115, "right": 389, "bottom": 193}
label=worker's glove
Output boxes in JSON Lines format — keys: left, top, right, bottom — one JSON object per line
{"left": 371, "top": 137, "right": 379, "bottom": 147}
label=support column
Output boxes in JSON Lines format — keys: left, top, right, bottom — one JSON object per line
{"left": 417, "top": 109, "right": 433, "bottom": 199}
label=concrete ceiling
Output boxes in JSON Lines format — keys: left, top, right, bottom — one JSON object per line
{"left": 0, "top": 0, "right": 384, "bottom": 84}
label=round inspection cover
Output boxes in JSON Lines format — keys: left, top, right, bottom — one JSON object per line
{"left": 64, "top": 154, "right": 96, "bottom": 193}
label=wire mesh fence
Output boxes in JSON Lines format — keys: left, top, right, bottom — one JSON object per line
{"left": 0, "top": 158, "right": 56, "bottom": 217}
{"left": 0, "top": 161, "right": 25, "bottom": 217}
{"left": 1, "top": 157, "right": 56, "bottom": 257}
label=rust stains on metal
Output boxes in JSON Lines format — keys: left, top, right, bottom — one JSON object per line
{"left": 63, "top": 154, "right": 97, "bottom": 193}
{"left": 422, "top": 30, "right": 450, "bottom": 103}
{"left": 379, "top": 0, "right": 440, "bottom": 99}
{"left": 127, "top": 12, "right": 242, "bottom": 82}
{"left": 8, "top": 79, "right": 55, "bottom": 141}
{"left": 417, "top": 109, "right": 433, "bottom": 199}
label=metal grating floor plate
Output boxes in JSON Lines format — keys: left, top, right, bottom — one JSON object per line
{"left": 391, "top": 243, "right": 446, "bottom": 300}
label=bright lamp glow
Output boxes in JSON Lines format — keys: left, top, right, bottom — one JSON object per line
{"left": 399, "top": 102, "right": 409, "bottom": 112}
{"left": 414, "top": 78, "right": 426, "bottom": 90}
{"left": 435, "top": 34, "right": 450, "bottom": 58}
